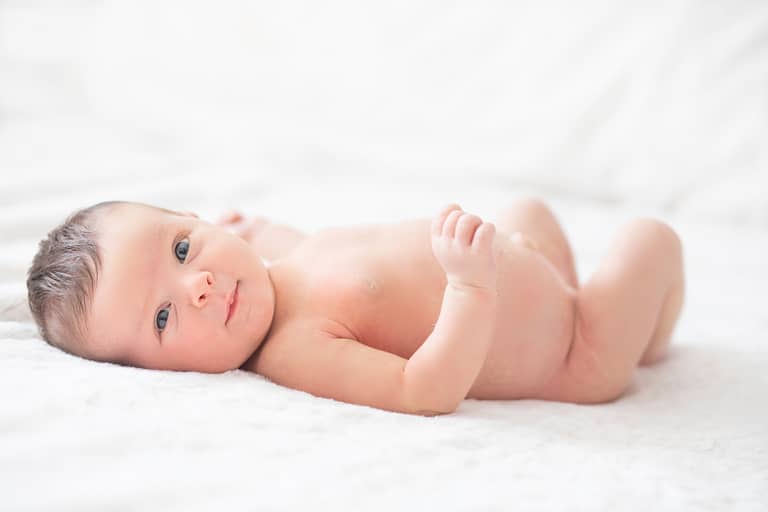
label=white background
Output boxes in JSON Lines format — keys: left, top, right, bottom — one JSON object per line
{"left": 1, "top": 0, "right": 767, "bottom": 226}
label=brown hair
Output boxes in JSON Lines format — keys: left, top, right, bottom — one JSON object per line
{"left": 26, "top": 201, "right": 126, "bottom": 358}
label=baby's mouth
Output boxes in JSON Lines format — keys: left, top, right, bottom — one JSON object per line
{"left": 225, "top": 281, "right": 240, "bottom": 325}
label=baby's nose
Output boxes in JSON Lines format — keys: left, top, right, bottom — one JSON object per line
{"left": 186, "top": 271, "right": 215, "bottom": 308}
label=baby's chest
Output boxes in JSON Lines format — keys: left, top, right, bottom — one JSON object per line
{"left": 301, "top": 249, "right": 445, "bottom": 358}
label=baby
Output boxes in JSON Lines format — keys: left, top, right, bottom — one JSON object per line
{"left": 27, "top": 198, "right": 684, "bottom": 415}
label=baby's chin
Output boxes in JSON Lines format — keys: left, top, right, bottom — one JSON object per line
{"left": 153, "top": 357, "right": 242, "bottom": 374}
{"left": 197, "top": 345, "right": 258, "bottom": 372}
{"left": 199, "top": 334, "right": 268, "bottom": 373}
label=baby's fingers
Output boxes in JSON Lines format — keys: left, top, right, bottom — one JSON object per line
{"left": 455, "top": 214, "right": 483, "bottom": 245}
{"left": 472, "top": 222, "right": 496, "bottom": 251}
{"left": 432, "top": 204, "right": 462, "bottom": 236}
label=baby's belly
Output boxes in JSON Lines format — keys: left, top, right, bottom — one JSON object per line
{"left": 468, "top": 234, "right": 577, "bottom": 399}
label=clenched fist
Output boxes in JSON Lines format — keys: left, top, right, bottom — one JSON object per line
{"left": 431, "top": 204, "right": 497, "bottom": 292}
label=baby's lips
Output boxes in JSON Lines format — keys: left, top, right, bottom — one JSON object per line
{"left": 224, "top": 281, "right": 239, "bottom": 325}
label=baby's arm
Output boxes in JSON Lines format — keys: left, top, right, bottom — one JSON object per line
{"left": 403, "top": 205, "right": 497, "bottom": 413}
{"left": 216, "top": 211, "right": 305, "bottom": 261}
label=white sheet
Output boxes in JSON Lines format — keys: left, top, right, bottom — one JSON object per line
{"left": 2, "top": 180, "right": 767, "bottom": 511}
{"left": 2, "top": 1, "right": 767, "bottom": 510}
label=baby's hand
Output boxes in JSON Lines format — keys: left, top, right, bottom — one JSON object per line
{"left": 215, "top": 210, "right": 270, "bottom": 243}
{"left": 431, "top": 204, "right": 497, "bottom": 292}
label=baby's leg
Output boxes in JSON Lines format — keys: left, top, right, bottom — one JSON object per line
{"left": 539, "top": 218, "right": 685, "bottom": 404}
{"left": 495, "top": 198, "right": 579, "bottom": 289}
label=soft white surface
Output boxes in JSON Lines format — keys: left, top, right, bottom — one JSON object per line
{"left": 1, "top": 1, "right": 768, "bottom": 511}
{"left": 2, "top": 181, "right": 768, "bottom": 511}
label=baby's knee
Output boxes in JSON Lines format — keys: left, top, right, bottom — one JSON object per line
{"left": 625, "top": 218, "right": 683, "bottom": 260}
{"left": 508, "top": 196, "right": 553, "bottom": 218}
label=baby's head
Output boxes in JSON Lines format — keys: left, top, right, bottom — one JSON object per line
{"left": 27, "top": 201, "right": 275, "bottom": 372}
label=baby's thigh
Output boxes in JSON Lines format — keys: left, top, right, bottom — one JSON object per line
{"left": 468, "top": 235, "right": 577, "bottom": 399}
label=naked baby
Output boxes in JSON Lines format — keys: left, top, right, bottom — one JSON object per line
{"left": 27, "top": 199, "right": 685, "bottom": 415}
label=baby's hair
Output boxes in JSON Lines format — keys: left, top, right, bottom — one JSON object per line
{"left": 26, "top": 200, "right": 126, "bottom": 359}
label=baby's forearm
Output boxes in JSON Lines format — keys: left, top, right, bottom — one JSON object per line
{"left": 403, "top": 284, "right": 497, "bottom": 414}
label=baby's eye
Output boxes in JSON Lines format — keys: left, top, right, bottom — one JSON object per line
{"left": 155, "top": 307, "right": 170, "bottom": 332}
{"left": 174, "top": 238, "right": 190, "bottom": 263}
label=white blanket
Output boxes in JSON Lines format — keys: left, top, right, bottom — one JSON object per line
{"left": 2, "top": 181, "right": 767, "bottom": 511}
{"left": 2, "top": 1, "right": 767, "bottom": 510}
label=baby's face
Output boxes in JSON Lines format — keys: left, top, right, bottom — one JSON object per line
{"left": 86, "top": 204, "right": 274, "bottom": 372}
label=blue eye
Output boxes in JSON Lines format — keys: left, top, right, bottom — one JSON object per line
{"left": 174, "top": 238, "right": 190, "bottom": 262}
{"left": 156, "top": 308, "right": 169, "bottom": 331}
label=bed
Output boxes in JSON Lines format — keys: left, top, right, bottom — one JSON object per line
{"left": 2, "top": 1, "right": 767, "bottom": 510}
